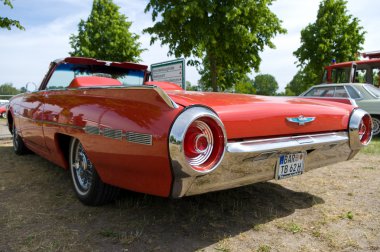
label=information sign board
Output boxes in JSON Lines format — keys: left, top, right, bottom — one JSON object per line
{"left": 151, "top": 59, "right": 185, "bottom": 89}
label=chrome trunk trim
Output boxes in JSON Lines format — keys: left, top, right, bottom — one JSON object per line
{"left": 226, "top": 132, "right": 348, "bottom": 154}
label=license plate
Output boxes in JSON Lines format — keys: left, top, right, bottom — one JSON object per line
{"left": 276, "top": 152, "right": 306, "bottom": 180}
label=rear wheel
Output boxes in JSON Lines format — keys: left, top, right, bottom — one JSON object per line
{"left": 69, "top": 138, "right": 119, "bottom": 205}
{"left": 1, "top": 112, "right": 6, "bottom": 119}
{"left": 13, "top": 123, "right": 28, "bottom": 155}
{"left": 372, "top": 116, "right": 380, "bottom": 137}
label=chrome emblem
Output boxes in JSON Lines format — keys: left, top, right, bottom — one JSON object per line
{"left": 286, "top": 115, "right": 316, "bottom": 125}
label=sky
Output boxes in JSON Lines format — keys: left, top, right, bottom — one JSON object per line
{"left": 0, "top": 0, "right": 379, "bottom": 91}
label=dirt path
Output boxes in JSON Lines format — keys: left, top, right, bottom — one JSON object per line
{"left": 0, "top": 139, "right": 379, "bottom": 252}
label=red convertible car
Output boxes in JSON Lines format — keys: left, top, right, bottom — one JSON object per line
{"left": 6, "top": 57, "right": 373, "bottom": 205}
{"left": 0, "top": 104, "right": 7, "bottom": 119}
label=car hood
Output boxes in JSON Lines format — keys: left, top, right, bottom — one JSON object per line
{"left": 167, "top": 91, "right": 353, "bottom": 139}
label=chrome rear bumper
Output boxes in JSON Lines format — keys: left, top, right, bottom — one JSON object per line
{"left": 171, "top": 131, "right": 356, "bottom": 198}
{"left": 169, "top": 108, "right": 372, "bottom": 198}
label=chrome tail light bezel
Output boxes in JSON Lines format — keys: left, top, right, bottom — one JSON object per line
{"left": 349, "top": 108, "right": 373, "bottom": 149}
{"left": 169, "top": 106, "right": 227, "bottom": 176}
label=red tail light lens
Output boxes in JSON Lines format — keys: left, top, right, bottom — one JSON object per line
{"left": 184, "top": 117, "right": 225, "bottom": 172}
{"left": 358, "top": 114, "right": 372, "bottom": 145}
{"left": 349, "top": 109, "right": 373, "bottom": 149}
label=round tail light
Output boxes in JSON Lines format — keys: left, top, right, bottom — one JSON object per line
{"left": 358, "top": 114, "right": 372, "bottom": 145}
{"left": 349, "top": 109, "right": 373, "bottom": 149}
{"left": 184, "top": 117, "right": 225, "bottom": 172}
{"left": 169, "top": 107, "right": 227, "bottom": 176}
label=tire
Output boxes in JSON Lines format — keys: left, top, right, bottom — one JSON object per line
{"left": 1, "top": 112, "right": 6, "bottom": 119}
{"left": 372, "top": 116, "right": 380, "bottom": 137}
{"left": 13, "top": 123, "right": 28, "bottom": 155}
{"left": 69, "top": 138, "right": 119, "bottom": 205}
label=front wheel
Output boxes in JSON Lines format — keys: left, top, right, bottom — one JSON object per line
{"left": 372, "top": 116, "right": 380, "bottom": 137}
{"left": 69, "top": 138, "right": 119, "bottom": 205}
{"left": 1, "top": 112, "right": 6, "bottom": 119}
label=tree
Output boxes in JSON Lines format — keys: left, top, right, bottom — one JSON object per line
{"left": 235, "top": 76, "right": 255, "bottom": 94}
{"left": 285, "top": 69, "right": 314, "bottom": 95}
{"left": 197, "top": 56, "right": 246, "bottom": 91}
{"left": 144, "top": 0, "right": 286, "bottom": 91}
{"left": 0, "top": 83, "right": 20, "bottom": 96}
{"left": 1, "top": 0, "right": 24, "bottom": 30}
{"left": 19, "top": 86, "right": 27, "bottom": 93}
{"left": 253, "top": 74, "right": 278, "bottom": 96}
{"left": 185, "top": 81, "right": 198, "bottom": 91}
{"left": 70, "top": 0, "right": 143, "bottom": 62}
{"left": 293, "top": 0, "right": 365, "bottom": 86}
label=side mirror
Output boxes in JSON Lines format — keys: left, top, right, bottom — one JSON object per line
{"left": 25, "top": 82, "right": 38, "bottom": 92}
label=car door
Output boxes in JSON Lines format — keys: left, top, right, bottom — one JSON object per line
{"left": 17, "top": 90, "right": 48, "bottom": 153}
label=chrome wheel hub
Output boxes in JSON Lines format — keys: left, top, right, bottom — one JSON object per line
{"left": 373, "top": 118, "right": 380, "bottom": 136}
{"left": 72, "top": 143, "right": 93, "bottom": 193}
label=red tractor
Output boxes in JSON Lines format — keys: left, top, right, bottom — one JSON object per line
{"left": 323, "top": 51, "right": 380, "bottom": 88}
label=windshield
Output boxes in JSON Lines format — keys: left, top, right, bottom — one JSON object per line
{"left": 363, "top": 84, "right": 380, "bottom": 98}
{"left": 46, "top": 63, "right": 145, "bottom": 90}
{"left": 323, "top": 67, "right": 351, "bottom": 83}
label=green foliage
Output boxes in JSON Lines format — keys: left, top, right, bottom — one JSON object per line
{"left": 235, "top": 76, "right": 255, "bottom": 94}
{"left": 185, "top": 81, "right": 199, "bottom": 91}
{"left": 70, "top": 0, "right": 143, "bottom": 62}
{"left": 285, "top": 69, "right": 314, "bottom": 95}
{"left": 253, "top": 74, "right": 278, "bottom": 96}
{"left": 19, "top": 86, "right": 27, "bottom": 93}
{"left": 0, "top": 0, "right": 24, "bottom": 30}
{"left": 361, "top": 138, "right": 380, "bottom": 155}
{"left": 198, "top": 56, "right": 247, "bottom": 91}
{"left": 293, "top": 0, "right": 365, "bottom": 86}
{"left": 340, "top": 211, "right": 354, "bottom": 220}
{"left": 144, "top": 0, "right": 286, "bottom": 91}
{"left": 276, "top": 86, "right": 295, "bottom": 96}
{"left": 0, "top": 83, "right": 20, "bottom": 96}
{"left": 257, "top": 244, "right": 271, "bottom": 252}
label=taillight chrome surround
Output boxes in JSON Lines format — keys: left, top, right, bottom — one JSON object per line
{"left": 169, "top": 106, "right": 227, "bottom": 176}
{"left": 349, "top": 108, "right": 373, "bottom": 149}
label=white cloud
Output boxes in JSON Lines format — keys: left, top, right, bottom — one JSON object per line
{"left": 0, "top": 11, "right": 88, "bottom": 87}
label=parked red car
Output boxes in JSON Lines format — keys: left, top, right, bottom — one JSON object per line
{"left": 0, "top": 103, "right": 8, "bottom": 119}
{"left": 7, "top": 57, "right": 373, "bottom": 205}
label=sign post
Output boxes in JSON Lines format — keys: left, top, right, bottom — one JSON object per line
{"left": 151, "top": 59, "right": 185, "bottom": 89}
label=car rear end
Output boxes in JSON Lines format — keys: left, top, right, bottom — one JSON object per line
{"left": 165, "top": 92, "right": 372, "bottom": 197}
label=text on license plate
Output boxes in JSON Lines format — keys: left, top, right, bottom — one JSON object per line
{"left": 276, "top": 152, "right": 305, "bottom": 180}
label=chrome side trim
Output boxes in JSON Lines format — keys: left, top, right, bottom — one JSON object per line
{"left": 17, "top": 117, "right": 84, "bottom": 130}
{"left": 84, "top": 126, "right": 100, "bottom": 135}
{"left": 15, "top": 115, "right": 153, "bottom": 145}
{"left": 103, "top": 128, "right": 123, "bottom": 140}
{"left": 126, "top": 132, "right": 153, "bottom": 145}
{"left": 349, "top": 108, "right": 372, "bottom": 149}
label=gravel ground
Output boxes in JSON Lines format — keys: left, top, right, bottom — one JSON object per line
{"left": 0, "top": 138, "right": 379, "bottom": 252}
